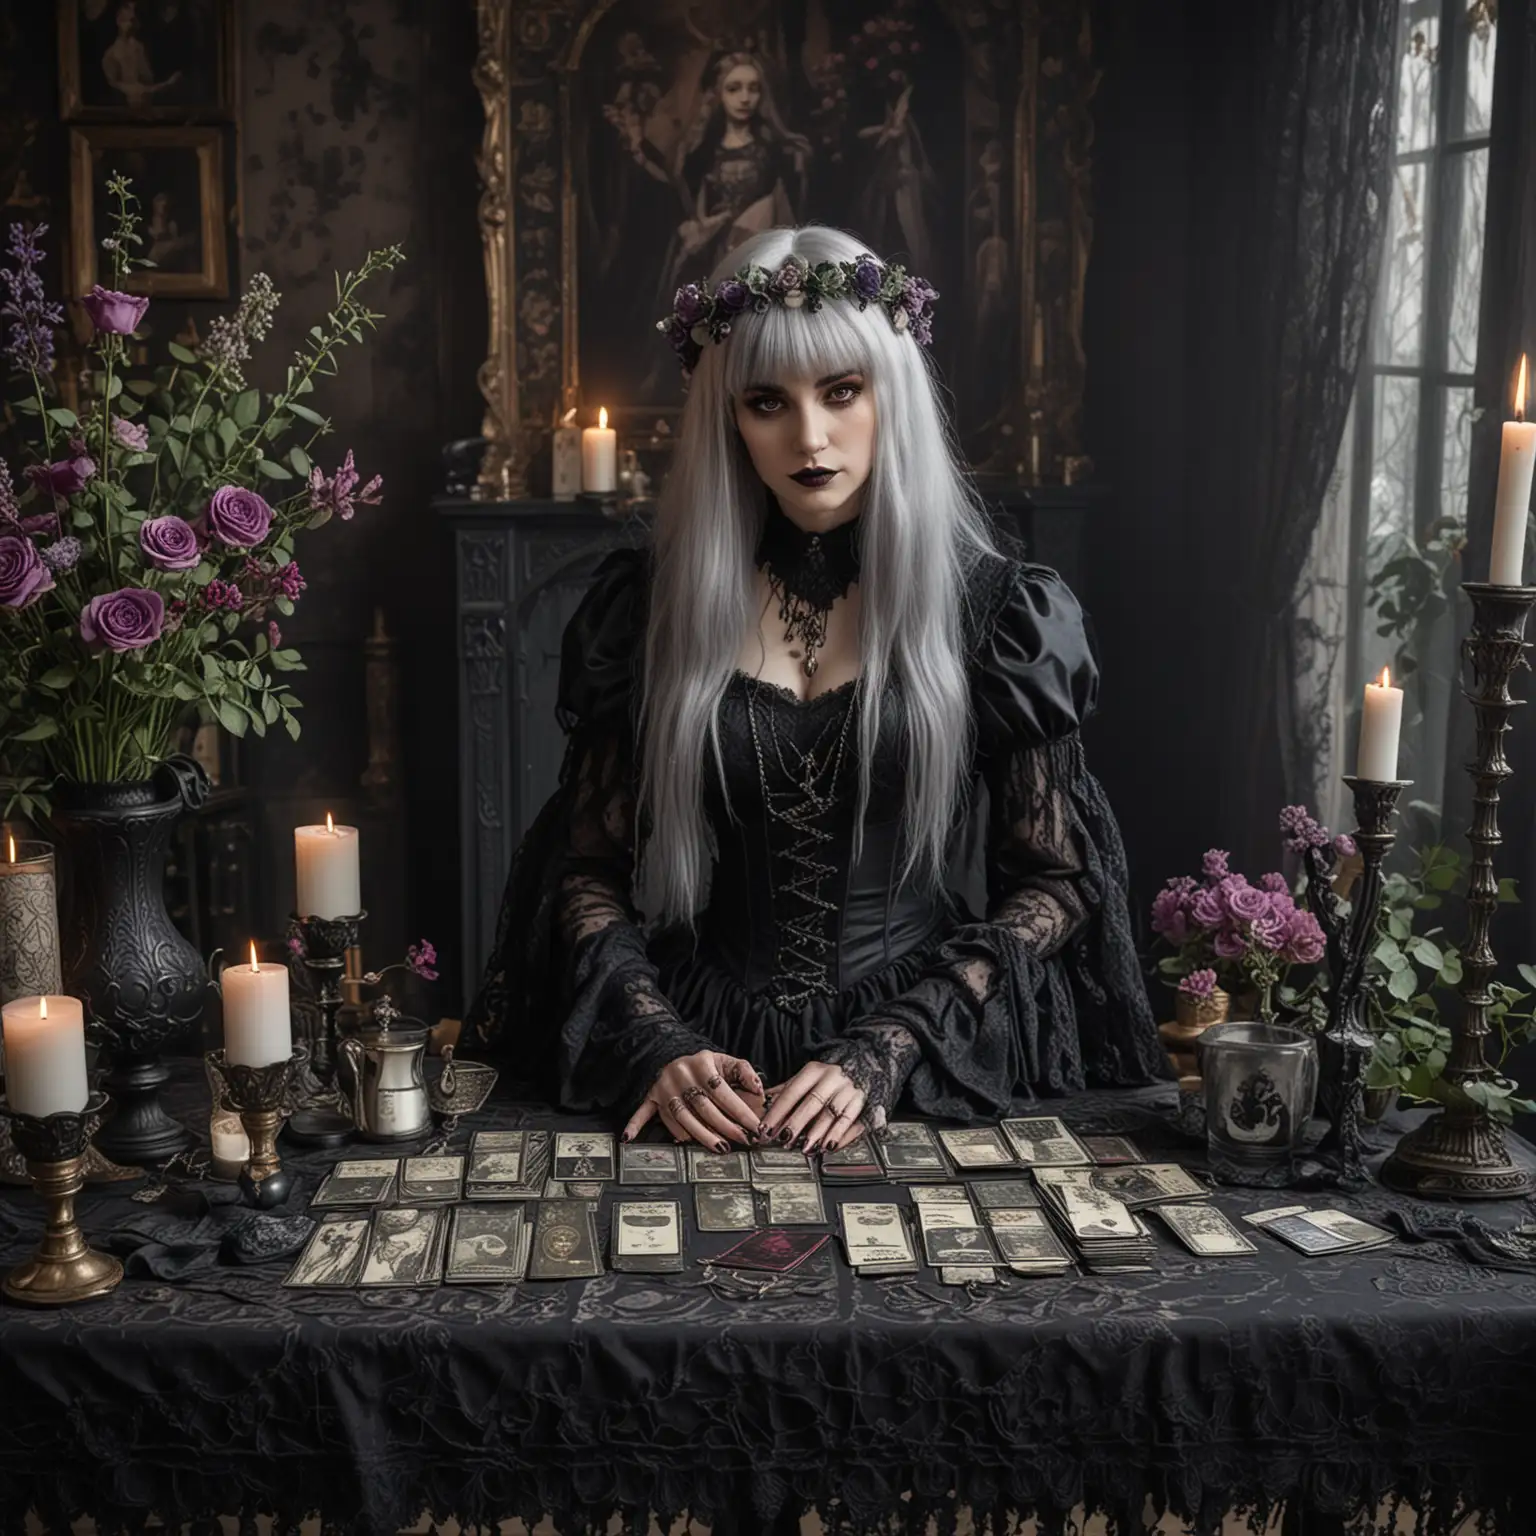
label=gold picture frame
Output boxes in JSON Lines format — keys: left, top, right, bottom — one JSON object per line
{"left": 59, "top": 0, "right": 235, "bottom": 122}
{"left": 70, "top": 125, "right": 229, "bottom": 299}
{"left": 471, "top": 0, "right": 1099, "bottom": 500}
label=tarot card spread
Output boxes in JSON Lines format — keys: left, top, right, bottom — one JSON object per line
{"left": 285, "top": 1214, "right": 373, "bottom": 1288}
{"left": 310, "top": 1158, "right": 398, "bottom": 1209}
{"left": 445, "top": 1207, "right": 530, "bottom": 1283}
{"left": 359, "top": 1207, "right": 446, "bottom": 1287}
{"left": 553, "top": 1132, "right": 616, "bottom": 1182}
{"left": 695, "top": 1183, "right": 759, "bottom": 1232}
{"left": 611, "top": 1199, "right": 685, "bottom": 1273}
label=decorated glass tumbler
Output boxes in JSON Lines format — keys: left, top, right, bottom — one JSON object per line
{"left": 1197, "top": 1022, "right": 1318, "bottom": 1182}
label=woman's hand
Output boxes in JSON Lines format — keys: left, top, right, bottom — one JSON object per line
{"left": 623, "top": 1050, "right": 765, "bottom": 1150}
{"left": 758, "top": 1061, "right": 866, "bottom": 1154}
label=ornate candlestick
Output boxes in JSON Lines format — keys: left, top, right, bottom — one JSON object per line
{"left": 210, "top": 1047, "right": 300, "bottom": 1208}
{"left": 1382, "top": 582, "right": 1536, "bottom": 1198}
{"left": 1, "top": 1090, "right": 123, "bottom": 1305}
{"left": 1301, "top": 778, "right": 1409, "bottom": 1189}
{"left": 285, "top": 911, "right": 365, "bottom": 1146}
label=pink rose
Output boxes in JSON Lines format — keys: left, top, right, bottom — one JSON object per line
{"left": 1283, "top": 910, "right": 1327, "bottom": 966}
{"left": 80, "top": 285, "right": 149, "bottom": 335}
{"left": 206, "top": 485, "right": 273, "bottom": 548}
{"left": 1223, "top": 880, "right": 1271, "bottom": 924}
{"left": 1190, "top": 888, "right": 1225, "bottom": 930}
{"left": 1213, "top": 926, "right": 1248, "bottom": 961}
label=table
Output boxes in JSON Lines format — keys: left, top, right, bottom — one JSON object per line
{"left": 2, "top": 1060, "right": 1534, "bottom": 1536}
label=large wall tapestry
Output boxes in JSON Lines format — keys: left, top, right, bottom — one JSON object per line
{"left": 474, "top": 0, "right": 1097, "bottom": 495}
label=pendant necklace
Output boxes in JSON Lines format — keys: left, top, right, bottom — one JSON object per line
{"left": 755, "top": 504, "right": 862, "bottom": 679}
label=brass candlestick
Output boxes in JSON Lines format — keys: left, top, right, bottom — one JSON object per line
{"left": 1, "top": 1090, "right": 123, "bottom": 1306}
{"left": 1382, "top": 582, "right": 1536, "bottom": 1199}
{"left": 210, "top": 1048, "right": 300, "bottom": 1209}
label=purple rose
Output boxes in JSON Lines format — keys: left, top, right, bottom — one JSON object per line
{"left": 1190, "top": 887, "right": 1225, "bottom": 930}
{"left": 673, "top": 284, "right": 709, "bottom": 327}
{"left": 25, "top": 455, "right": 95, "bottom": 499}
{"left": 1260, "top": 872, "right": 1289, "bottom": 894}
{"left": 1283, "top": 910, "right": 1327, "bottom": 966}
{"left": 206, "top": 485, "right": 273, "bottom": 548}
{"left": 0, "top": 533, "right": 55, "bottom": 609}
{"left": 1333, "top": 833, "right": 1358, "bottom": 858}
{"left": 1151, "top": 888, "right": 1191, "bottom": 944}
{"left": 715, "top": 279, "right": 750, "bottom": 312}
{"left": 80, "top": 285, "right": 149, "bottom": 335}
{"left": 1223, "top": 880, "right": 1271, "bottom": 924}
{"left": 80, "top": 587, "right": 164, "bottom": 651}
{"left": 1213, "top": 926, "right": 1247, "bottom": 961}
{"left": 139, "top": 515, "right": 202, "bottom": 572}
{"left": 851, "top": 256, "right": 882, "bottom": 299}
{"left": 1251, "top": 913, "right": 1289, "bottom": 953}
{"left": 112, "top": 416, "right": 149, "bottom": 452}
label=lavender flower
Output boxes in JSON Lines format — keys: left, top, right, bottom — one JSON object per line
{"left": 39, "top": 537, "right": 81, "bottom": 573}
{"left": 0, "top": 533, "right": 54, "bottom": 608}
{"left": 0, "top": 222, "right": 64, "bottom": 377}
{"left": 197, "top": 271, "right": 281, "bottom": 387}
{"left": 406, "top": 939, "right": 439, "bottom": 981}
{"left": 80, "top": 587, "right": 164, "bottom": 651}
{"left": 307, "top": 450, "right": 382, "bottom": 523}
{"left": 112, "top": 416, "right": 149, "bottom": 451}
{"left": 0, "top": 459, "right": 19, "bottom": 527}
{"left": 1178, "top": 968, "right": 1217, "bottom": 1000}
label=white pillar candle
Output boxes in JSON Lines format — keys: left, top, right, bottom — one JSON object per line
{"left": 222, "top": 943, "right": 292, "bottom": 1068}
{"left": 1489, "top": 358, "right": 1536, "bottom": 586}
{"left": 294, "top": 813, "right": 361, "bottom": 918}
{"left": 1357, "top": 666, "right": 1403, "bottom": 782}
{"left": 552, "top": 407, "right": 583, "bottom": 501}
{"left": 581, "top": 407, "right": 617, "bottom": 493}
{"left": 0, "top": 994, "right": 88, "bottom": 1118}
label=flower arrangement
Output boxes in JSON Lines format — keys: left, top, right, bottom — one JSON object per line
{"left": 0, "top": 175, "right": 403, "bottom": 815}
{"left": 1150, "top": 832, "right": 1335, "bottom": 1022}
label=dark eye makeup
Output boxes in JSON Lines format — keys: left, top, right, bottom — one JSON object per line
{"left": 741, "top": 376, "right": 864, "bottom": 415}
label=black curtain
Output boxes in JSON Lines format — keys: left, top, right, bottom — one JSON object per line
{"left": 1182, "top": 0, "right": 1401, "bottom": 872}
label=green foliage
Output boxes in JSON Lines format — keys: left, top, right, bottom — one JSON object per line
{"left": 0, "top": 173, "right": 404, "bottom": 807}
{"left": 1366, "top": 516, "right": 1465, "bottom": 681}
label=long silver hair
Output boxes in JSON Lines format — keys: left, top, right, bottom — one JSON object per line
{"left": 638, "top": 224, "right": 999, "bottom": 926}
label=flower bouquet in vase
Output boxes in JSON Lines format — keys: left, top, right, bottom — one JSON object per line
{"left": 0, "top": 176, "right": 403, "bottom": 1165}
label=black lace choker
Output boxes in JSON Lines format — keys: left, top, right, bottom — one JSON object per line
{"left": 755, "top": 504, "right": 862, "bottom": 678}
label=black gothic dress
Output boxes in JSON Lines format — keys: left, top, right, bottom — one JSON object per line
{"left": 462, "top": 542, "right": 1169, "bottom": 1122}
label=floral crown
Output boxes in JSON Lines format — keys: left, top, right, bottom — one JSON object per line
{"left": 655, "top": 252, "right": 939, "bottom": 376}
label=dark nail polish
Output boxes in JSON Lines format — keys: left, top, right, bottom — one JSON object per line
{"left": 747, "top": 1129, "right": 760, "bottom": 1143}
{"left": 621, "top": 1131, "right": 632, "bottom": 1143}
{"left": 716, "top": 1139, "right": 729, "bottom": 1153}
{"left": 779, "top": 1127, "right": 793, "bottom": 1143}
{"left": 806, "top": 1141, "right": 820, "bottom": 1155}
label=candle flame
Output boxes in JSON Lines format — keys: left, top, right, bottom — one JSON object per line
{"left": 326, "top": 811, "right": 334, "bottom": 834}
{"left": 39, "top": 995, "right": 47, "bottom": 1019}
{"left": 1378, "top": 665, "right": 1392, "bottom": 689}
{"left": 598, "top": 407, "right": 608, "bottom": 431}
{"left": 249, "top": 939, "right": 260, "bottom": 973}
{"left": 1518, "top": 355, "right": 1529, "bottom": 423}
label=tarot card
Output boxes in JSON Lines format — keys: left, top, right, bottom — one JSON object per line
{"left": 766, "top": 1180, "right": 828, "bottom": 1226}
{"left": 359, "top": 1207, "right": 446, "bottom": 1287}
{"left": 399, "top": 1155, "right": 465, "bottom": 1204}
{"left": 689, "top": 1146, "right": 753, "bottom": 1183}
{"left": 876, "top": 1123, "right": 951, "bottom": 1177}
{"left": 708, "top": 1228, "right": 830, "bottom": 1274}
{"left": 988, "top": 1210, "right": 1073, "bottom": 1270}
{"left": 936, "top": 1127, "right": 1017, "bottom": 1169}
{"left": 749, "top": 1146, "right": 815, "bottom": 1181}
{"left": 921, "top": 1223, "right": 998, "bottom": 1266}
{"left": 541, "top": 1178, "right": 568, "bottom": 1198}
{"left": 1154, "top": 1202, "right": 1258, "bottom": 1257}
{"left": 1242, "top": 1204, "right": 1309, "bottom": 1228}
{"left": 310, "top": 1158, "right": 398, "bottom": 1209}
{"left": 465, "top": 1131, "right": 527, "bottom": 1198}
{"left": 566, "top": 1181, "right": 606, "bottom": 1199}
{"left": 908, "top": 1184, "right": 974, "bottom": 1206}
{"left": 1057, "top": 1185, "right": 1141, "bottom": 1240}
{"left": 970, "top": 1179, "right": 1042, "bottom": 1210}
{"left": 284, "top": 1213, "right": 372, "bottom": 1288}
{"left": 611, "top": 1199, "right": 685, "bottom": 1273}
{"left": 1257, "top": 1209, "right": 1394, "bottom": 1255}
{"left": 552, "top": 1132, "right": 616, "bottom": 1182}
{"left": 1082, "top": 1135, "right": 1143, "bottom": 1165}
{"left": 445, "top": 1207, "right": 529, "bottom": 1283}
{"left": 1307, "top": 1209, "right": 1395, "bottom": 1249}
{"left": 527, "top": 1198, "right": 604, "bottom": 1279}
{"left": 839, "top": 1202, "right": 916, "bottom": 1267}
{"left": 620, "top": 1142, "right": 687, "bottom": 1185}
{"left": 820, "top": 1134, "right": 882, "bottom": 1179}
{"left": 695, "top": 1183, "right": 759, "bottom": 1233}
{"left": 999, "top": 1117, "right": 1092, "bottom": 1167}
{"left": 939, "top": 1265, "right": 998, "bottom": 1284}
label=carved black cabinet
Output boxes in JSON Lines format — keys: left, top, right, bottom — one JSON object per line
{"left": 438, "top": 498, "right": 647, "bottom": 1003}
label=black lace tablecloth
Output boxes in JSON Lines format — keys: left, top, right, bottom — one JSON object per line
{"left": 2, "top": 1060, "right": 1535, "bottom": 1536}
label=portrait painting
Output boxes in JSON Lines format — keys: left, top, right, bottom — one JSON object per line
{"left": 60, "top": 0, "right": 233, "bottom": 120}
{"left": 70, "top": 125, "right": 227, "bottom": 297}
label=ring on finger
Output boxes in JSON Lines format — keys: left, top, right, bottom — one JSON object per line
{"left": 667, "top": 1094, "right": 686, "bottom": 1115}
{"left": 681, "top": 1085, "right": 708, "bottom": 1104}
{"left": 804, "top": 1089, "right": 828, "bottom": 1109}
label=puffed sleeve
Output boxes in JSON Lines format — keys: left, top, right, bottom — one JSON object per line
{"left": 819, "top": 559, "right": 1169, "bottom": 1125}
{"left": 462, "top": 547, "right": 715, "bottom": 1109}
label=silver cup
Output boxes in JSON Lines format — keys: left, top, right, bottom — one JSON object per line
{"left": 1198, "top": 1022, "right": 1318, "bottom": 1182}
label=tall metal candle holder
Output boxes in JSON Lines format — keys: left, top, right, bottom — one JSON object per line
{"left": 1382, "top": 582, "right": 1536, "bottom": 1199}
{"left": 285, "top": 910, "right": 365, "bottom": 1147}
{"left": 1, "top": 1090, "right": 123, "bottom": 1305}
{"left": 1301, "top": 777, "right": 1410, "bottom": 1190}
{"left": 209, "top": 1047, "right": 300, "bottom": 1208}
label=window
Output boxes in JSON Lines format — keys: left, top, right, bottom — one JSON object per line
{"left": 1342, "top": 0, "right": 1498, "bottom": 817}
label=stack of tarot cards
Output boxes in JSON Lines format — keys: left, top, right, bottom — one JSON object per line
{"left": 911, "top": 1185, "right": 1001, "bottom": 1283}
{"left": 875, "top": 1122, "right": 955, "bottom": 1182}
{"left": 1244, "top": 1205, "right": 1395, "bottom": 1255}
{"left": 444, "top": 1204, "right": 533, "bottom": 1282}
{"left": 1091, "top": 1162, "right": 1210, "bottom": 1211}
{"left": 837, "top": 1200, "right": 920, "bottom": 1277}
{"left": 983, "top": 1206, "right": 1074, "bottom": 1276}
{"left": 999, "top": 1116, "right": 1094, "bottom": 1167}
{"left": 310, "top": 1158, "right": 399, "bottom": 1209}
{"left": 463, "top": 1129, "right": 553, "bottom": 1200}
{"left": 935, "top": 1127, "right": 1019, "bottom": 1172}
{"left": 819, "top": 1133, "right": 884, "bottom": 1184}
{"left": 1033, "top": 1167, "right": 1157, "bottom": 1273}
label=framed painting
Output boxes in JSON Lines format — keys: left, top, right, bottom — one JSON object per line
{"left": 472, "top": 0, "right": 1098, "bottom": 498}
{"left": 59, "top": 0, "right": 234, "bottom": 121}
{"left": 70, "top": 124, "right": 229, "bottom": 298}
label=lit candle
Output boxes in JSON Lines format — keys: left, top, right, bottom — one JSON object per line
{"left": 1357, "top": 665, "right": 1403, "bottom": 782}
{"left": 222, "top": 941, "right": 292, "bottom": 1068}
{"left": 581, "top": 407, "right": 618, "bottom": 494}
{"left": 294, "top": 813, "right": 361, "bottom": 918}
{"left": 552, "top": 406, "right": 583, "bottom": 501}
{"left": 1489, "top": 355, "right": 1536, "bottom": 586}
{"left": 0, "top": 994, "right": 88, "bottom": 1118}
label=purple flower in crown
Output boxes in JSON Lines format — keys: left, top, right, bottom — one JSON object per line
{"left": 715, "top": 278, "right": 751, "bottom": 313}
{"left": 674, "top": 283, "right": 709, "bottom": 329}
{"left": 850, "top": 255, "right": 883, "bottom": 302}
{"left": 899, "top": 274, "right": 939, "bottom": 346}
{"left": 769, "top": 256, "right": 809, "bottom": 308}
